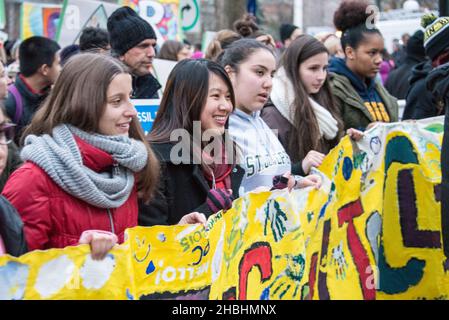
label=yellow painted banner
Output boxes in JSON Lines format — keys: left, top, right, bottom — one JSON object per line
{"left": 1, "top": 117, "right": 447, "bottom": 300}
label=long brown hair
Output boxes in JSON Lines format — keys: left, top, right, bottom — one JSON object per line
{"left": 23, "top": 53, "right": 159, "bottom": 201}
{"left": 157, "top": 40, "right": 184, "bottom": 61}
{"left": 281, "top": 35, "right": 343, "bottom": 162}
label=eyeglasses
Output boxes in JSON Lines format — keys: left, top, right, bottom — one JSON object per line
{"left": 0, "top": 123, "right": 16, "bottom": 145}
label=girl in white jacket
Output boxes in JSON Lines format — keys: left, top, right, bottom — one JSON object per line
{"left": 219, "top": 39, "right": 321, "bottom": 196}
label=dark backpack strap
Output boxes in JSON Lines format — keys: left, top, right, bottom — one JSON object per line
{"left": 7, "top": 84, "right": 23, "bottom": 124}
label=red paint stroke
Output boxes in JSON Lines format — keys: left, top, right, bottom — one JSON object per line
{"left": 238, "top": 242, "right": 273, "bottom": 300}
{"left": 338, "top": 199, "right": 376, "bottom": 300}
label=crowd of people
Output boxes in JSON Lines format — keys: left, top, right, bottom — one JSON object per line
{"left": 0, "top": 0, "right": 448, "bottom": 269}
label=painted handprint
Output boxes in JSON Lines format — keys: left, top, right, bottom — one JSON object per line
{"left": 330, "top": 241, "right": 348, "bottom": 280}
{"left": 261, "top": 253, "right": 306, "bottom": 300}
{"left": 264, "top": 200, "right": 288, "bottom": 242}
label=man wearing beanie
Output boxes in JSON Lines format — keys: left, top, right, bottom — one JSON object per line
{"left": 385, "top": 30, "right": 427, "bottom": 100}
{"left": 279, "top": 24, "right": 302, "bottom": 49}
{"left": 402, "top": 14, "right": 449, "bottom": 120}
{"left": 107, "top": 6, "right": 161, "bottom": 99}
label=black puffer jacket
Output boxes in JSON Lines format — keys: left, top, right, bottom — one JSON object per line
{"left": 0, "top": 142, "right": 23, "bottom": 193}
{"left": 132, "top": 73, "right": 162, "bottom": 99}
{"left": 138, "top": 143, "right": 245, "bottom": 226}
{"left": 403, "top": 61, "right": 443, "bottom": 120}
{"left": 385, "top": 56, "right": 428, "bottom": 100}
{"left": 426, "top": 62, "right": 449, "bottom": 258}
{"left": 0, "top": 195, "right": 27, "bottom": 257}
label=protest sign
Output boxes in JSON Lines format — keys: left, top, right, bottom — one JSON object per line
{"left": 56, "top": 0, "right": 119, "bottom": 47}
{"left": 21, "top": 2, "right": 61, "bottom": 40}
{"left": 133, "top": 99, "right": 160, "bottom": 134}
{"left": 1, "top": 118, "right": 446, "bottom": 300}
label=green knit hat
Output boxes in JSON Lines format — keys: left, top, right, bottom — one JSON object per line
{"left": 422, "top": 13, "right": 449, "bottom": 60}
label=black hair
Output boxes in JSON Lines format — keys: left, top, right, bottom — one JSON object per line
{"left": 280, "top": 24, "right": 299, "bottom": 44}
{"left": 79, "top": 27, "right": 110, "bottom": 52}
{"left": 19, "top": 36, "right": 60, "bottom": 77}
{"left": 4, "top": 39, "right": 17, "bottom": 62}
{"left": 333, "top": 0, "right": 382, "bottom": 52}
{"left": 183, "top": 39, "right": 192, "bottom": 48}
{"left": 60, "top": 44, "right": 80, "bottom": 66}
{"left": 217, "top": 38, "right": 273, "bottom": 72}
{"left": 150, "top": 59, "right": 236, "bottom": 143}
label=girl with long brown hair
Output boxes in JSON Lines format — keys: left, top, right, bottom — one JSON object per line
{"left": 2, "top": 53, "right": 162, "bottom": 259}
{"left": 262, "top": 35, "right": 361, "bottom": 175}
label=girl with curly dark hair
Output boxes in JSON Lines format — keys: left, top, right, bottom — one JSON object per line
{"left": 329, "top": 0, "right": 398, "bottom": 131}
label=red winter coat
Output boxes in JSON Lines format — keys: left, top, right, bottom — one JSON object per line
{"left": 2, "top": 136, "right": 138, "bottom": 251}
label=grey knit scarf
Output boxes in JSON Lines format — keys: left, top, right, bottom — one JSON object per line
{"left": 21, "top": 124, "right": 148, "bottom": 209}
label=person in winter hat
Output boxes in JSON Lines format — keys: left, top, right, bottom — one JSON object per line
{"left": 403, "top": 14, "right": 449, "bottom": 119}
{"left": 411, "top": 15, "right": 449, "bottom": 261}
{"left": 107, "top": 6, "right": 161, "bottom": 99}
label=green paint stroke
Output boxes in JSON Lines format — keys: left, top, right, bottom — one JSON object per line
{"left": 279, "top": 284, "right": 291, "bottom": 299}
{"left": 385, "top": 136, "right": 418, "bottom": 174}
{"left": 307, "top": 212, "right": 314, "bottom": 223}
{"left": 353, "top": 152, "right": 367, "bottom": 170}
{"left": 301, "top": 284, "right": 310, "bottom": 300}
{"left": 263, "top": 200, "right": 287, "bottom": 242}
{"left": 380, "top": 136, "right": 424, "bottom": 294}
{"left": 378, "top": 243, "right": 425, "bottom": 294}
{"left": 285, "top": 254, "right": 306, "bottom": 282}
{"left": 0, "top": 0, "right": 5, "bottom": 29}
{"left": 424, "top": 123, "right": 444, "bottom": 134}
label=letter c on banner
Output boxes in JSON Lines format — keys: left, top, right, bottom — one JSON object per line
{"left": 238, "top": 242, "right": 273, "bottom": 300}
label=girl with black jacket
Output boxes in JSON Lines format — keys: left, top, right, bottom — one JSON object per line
{"left": 138, "top": 59, "right": 244, "bottom": 226}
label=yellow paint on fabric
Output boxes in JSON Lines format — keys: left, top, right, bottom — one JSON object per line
{"left": 1, "top": 117, "right": 448, "bottom": 300}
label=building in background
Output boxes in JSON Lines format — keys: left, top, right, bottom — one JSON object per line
{"left": 2, "top": 0, "right": 440, "bottom": 44}
{"left": 198, "top": 0, "right": 337, "bottom": 41}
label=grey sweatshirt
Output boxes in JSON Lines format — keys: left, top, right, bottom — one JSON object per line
{"left": 229, "top": 109, "right": 291, "bottom": 196}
